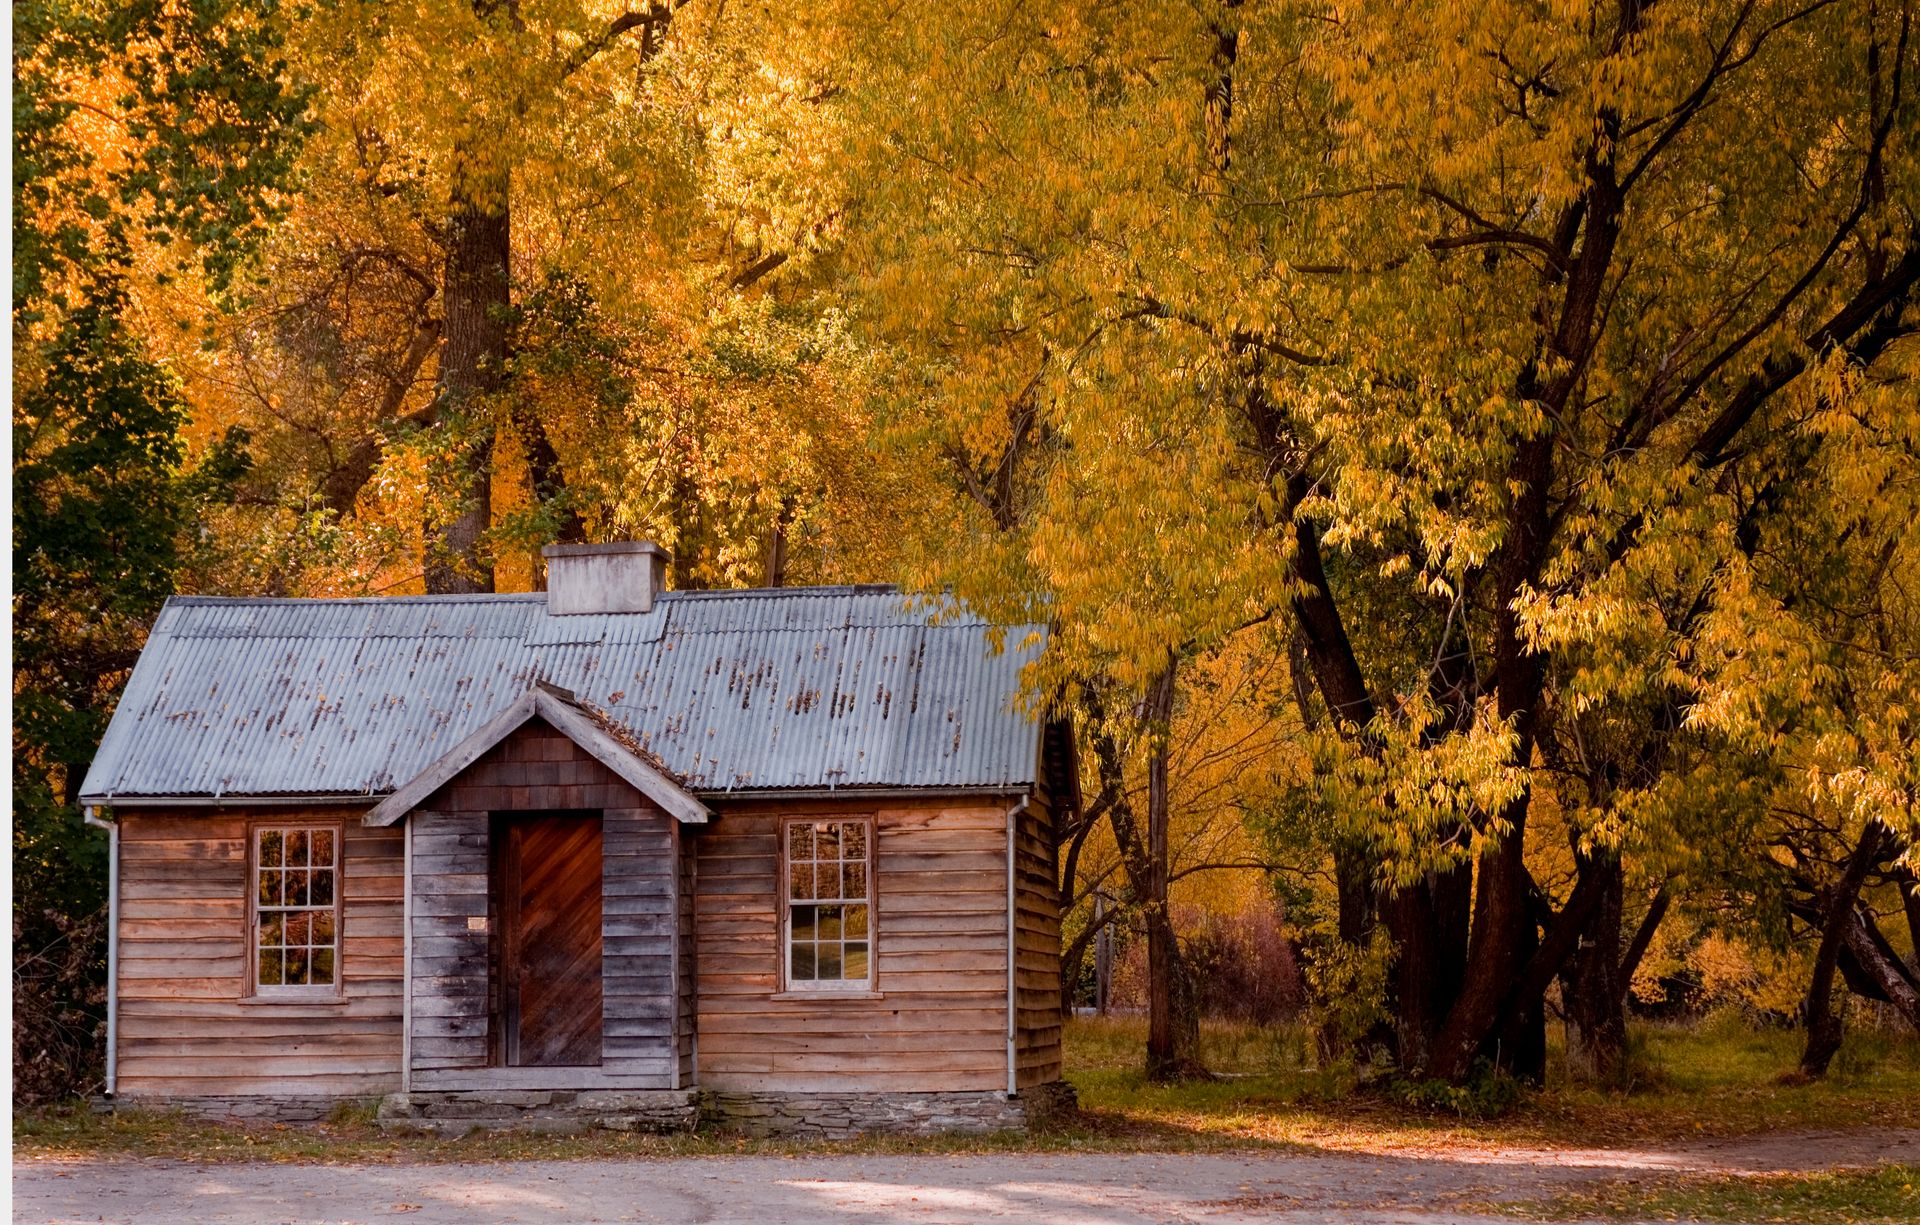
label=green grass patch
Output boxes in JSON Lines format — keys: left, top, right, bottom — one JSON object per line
{"left": 1064, "top": 1013, "right": 1920, "bottom": 1149}
{"left": 1494, "top": 1164, "right": 1920, "bottom": 1223}
{"left": 16, "top": 1014, "right": 1920, "bottom": 1164}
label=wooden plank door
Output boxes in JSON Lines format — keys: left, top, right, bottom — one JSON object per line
{"left": 501, "top": 814, "right": 604, "bottom": 1067}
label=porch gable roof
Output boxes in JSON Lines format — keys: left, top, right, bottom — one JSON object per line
{"left": 363, "top": 682, "right": 709, "bottom": 827}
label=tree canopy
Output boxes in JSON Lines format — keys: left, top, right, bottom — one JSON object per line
{"left": 13, "top": 0, "right": 1920, "bottom": 1096}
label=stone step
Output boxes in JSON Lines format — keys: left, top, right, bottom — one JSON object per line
{"left": 376, "top": 1089, "right": 698, "bottom": 1135}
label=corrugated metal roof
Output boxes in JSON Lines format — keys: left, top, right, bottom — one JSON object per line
{"left": 80, "top": 587, "right": 1047, "bottom": 801}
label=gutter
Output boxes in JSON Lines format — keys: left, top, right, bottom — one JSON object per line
{"left": 83, "top": 806, "right": 118, "bottom": 1098}
{"left": 1004, "top": 793, "right": 1030, "bottom": 1097}
{"left": 80, "top": 794, "right": 379, "bottom": 809}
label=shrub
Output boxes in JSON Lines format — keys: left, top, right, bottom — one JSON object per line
{"left": 13, "top": 908, "right": 106, "bottom": 1106}
{"left": 1107, "top": 901, "right": 1305, "bottom": 1024}
{"left": 1389, "top": 1061, "right": 1528, "bottom": 1119}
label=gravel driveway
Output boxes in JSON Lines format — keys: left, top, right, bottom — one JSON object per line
{"left": 16, "top": 1129, "right": 1920, "bottom": 1225}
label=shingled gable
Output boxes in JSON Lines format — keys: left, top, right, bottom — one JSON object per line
{"left": 363, "top": 682, "right": 708, "bottom": 827}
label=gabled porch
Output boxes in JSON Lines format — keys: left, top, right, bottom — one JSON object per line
{"left": 364, "top": 684, "right": 707, "bottom": 1101}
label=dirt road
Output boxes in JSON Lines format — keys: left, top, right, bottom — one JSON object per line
{"left": 15, "top": 1129, "right": 1920, "bottom": 1224}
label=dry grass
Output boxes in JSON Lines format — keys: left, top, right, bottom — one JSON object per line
{"left": 1486, "top": 1164, "right": 1920, "bottom": 1223}
{"left": 15, "top": 1012, "right": 1920, "bottom": 1165}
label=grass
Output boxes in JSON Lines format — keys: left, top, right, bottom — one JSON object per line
{"left": 1491, "top": 1164, "right": 1920, "bottom": 1223}
{"left": 15, "top": 1012, "right": 1920, "bottom": 1166}
{"left": 1064, "top": 1010, "right": 1920, "bottom": 1150}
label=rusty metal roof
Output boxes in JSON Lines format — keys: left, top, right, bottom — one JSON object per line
{"left": 79, "top": 587, "right": 1048, "bottom": 802}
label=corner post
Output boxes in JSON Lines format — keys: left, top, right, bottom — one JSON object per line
{"left": 1005, "top": 793, "right": 1030, "bottom": 1097}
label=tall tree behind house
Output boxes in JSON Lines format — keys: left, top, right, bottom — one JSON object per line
{"left": 824, "top": 0, "right": 1920, "bottom": 1080}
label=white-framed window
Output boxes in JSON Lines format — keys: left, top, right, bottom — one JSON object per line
{"left": 252, "top": 824, "right": 341, "bottom": 995}
{"left": 783, "top": 819, "right": 873, "bottom": 990}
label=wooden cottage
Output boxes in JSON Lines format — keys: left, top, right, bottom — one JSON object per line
{"left": 78, "top": 543, "right": 1074, "bottom": 1134}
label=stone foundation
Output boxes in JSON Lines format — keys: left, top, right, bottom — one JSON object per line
{"left": 376, "top": 1089, "right": 700, "bottom": 1136}
{"left": 700, "top": 1082, "right": 1077, "bottom": 1138}
{"left": 98, "top": 1082, "right": 1081, "bottom": 1138}
{"left": 96, "top": 1095, "right": 366, "bottom": 1123}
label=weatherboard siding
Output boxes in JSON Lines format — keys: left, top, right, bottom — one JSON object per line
{"left": 693, "top": 798, "right": 1019, "bottom": 1093}
{"left": 1014, "top": 787, "right": 1064, "bottom": 1088}
{"left": 114, "top": 807, "right": 404, "bottom": 1099}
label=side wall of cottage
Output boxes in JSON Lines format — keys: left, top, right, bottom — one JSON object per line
{"left": 694, "top": 795, "right": 1053, "bottom": 1097}
{"left": 113, "top": 806, "right": 402, "bottom": 1107}
{"left": 1013, "top": 787, "right": 1064, "bottom": 1090}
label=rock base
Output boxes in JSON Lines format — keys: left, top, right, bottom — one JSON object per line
{"left": 700, "top": 1083, "right": 1075, "bottom": 1138}
{"left": 375, "top": 1089, "right": 700, "bottom": 1136}
{"left": 94, "top": 1095, "right": 361, "bottom": 1123}
{"left": 97, "top": 1082, "right": 1079, "bottom": 1138}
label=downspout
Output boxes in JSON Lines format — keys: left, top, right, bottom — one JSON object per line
{"left": 83, "top": 806, "right": 118, "bottom": 1098}
{"left": 401, "top": 818, "right": 413, "bottom": 1093}
{"left": 1005, "top": 793, "right": 1030, "bottom": 1098}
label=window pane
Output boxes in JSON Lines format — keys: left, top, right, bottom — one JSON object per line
{"left": 788, "top": 823, "right": 813, "bottom": 862}
{"left": 311, "top": 947, "right": 336, "bottom": 984}
{"left": 285, "top": 912, "right": 310, "bottom": 946}
{"left": 288, "top": 830, "right": 309, "bottom": 867}
{"left": 259, "top": 830, "right": 283, "bottom": 868}
{"left": 841, "top": 862, "right": 866, "bottom": 901}
{"left": 790, "top": 943, "right": 816, "bottom": 981}
{"left": 845, "top": 905, "right": 869, "bottom": 939}
{"left": 259, "top": 870, "right": 282, "bottom": 907}
{"left": 259, "top": 914, "right": 283, "bottom": 949}
{"left": 813, "top": 823, "right": 839, "bottom": 862}
{"left": 312, "top": 911, "right": 336, "bottom": 947}
{"left": 842, "top": 822, "right": 866, "bottom": 860}
{"left": 259, "top": 950, "right": 284, "bottom": 986}
{"left": 311, "top": 830, "right": 335, "bottom": 867}
{"left": 788, "top": 861, "right": 813, "bottom": 901}
{"left": 843, "top": 942, "right": 868, "bottom": 980}
{"left": 816, "top": 943, "right": 842, "bottom": 980}
{"left": 310, "top": 867, "right": 334, "bottom": 906}
{"left": 790, "top": 905, "right": 816, "bottom": 943}
{"left": 284, "top": 871, "right": 310, "bottom": 906}
{"left": 817, "top": 905, "right": 842, "bottom": 942}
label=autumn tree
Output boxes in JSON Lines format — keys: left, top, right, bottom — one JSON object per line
{"left": 827, "top": 0, "right": 1919, "bottom": 1081}
{"left": 12, "top": 0, "right": 308, "bottom": 1097}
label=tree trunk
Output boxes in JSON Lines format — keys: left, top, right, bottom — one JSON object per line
{"left": 1386, "top": 860, "right": 1469, "bottom": 1074}
{"left": 512, "top": 402, "right": 584, "bottom": 546}
{"left": 1563, "top": 852, "right": 1629, "bottom": 1082}
{"left": 763, "top": 496, "right": 794, "bottom": 587}
{"left": 1140, "top": 663, "right": 1205, "bottom": 1081}
{"left": 670, "top": 466, "right": 706, "bottom": 590}
{"left": 1800, "top": 824, "right": 1886, "bottom": 1077}
{"left": 1839, "top": 905, "right": 1920, "bottom": 1034}
{"left": 1895, "top": 868, "right": 1920, "bottom": 977}
{"left": 425, "top": 167, "right": 510, "bottom": 594}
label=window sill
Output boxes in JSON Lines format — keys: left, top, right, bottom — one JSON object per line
{"left": 768, "top": 990, "right": 884, "bottom": 1002}
{"left": 244, "top": 992, "right": 348, "bottom": 1005}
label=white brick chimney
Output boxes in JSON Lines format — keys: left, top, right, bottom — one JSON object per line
{"left": 541, "top": 541, "right": 671, "bottom": 615}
